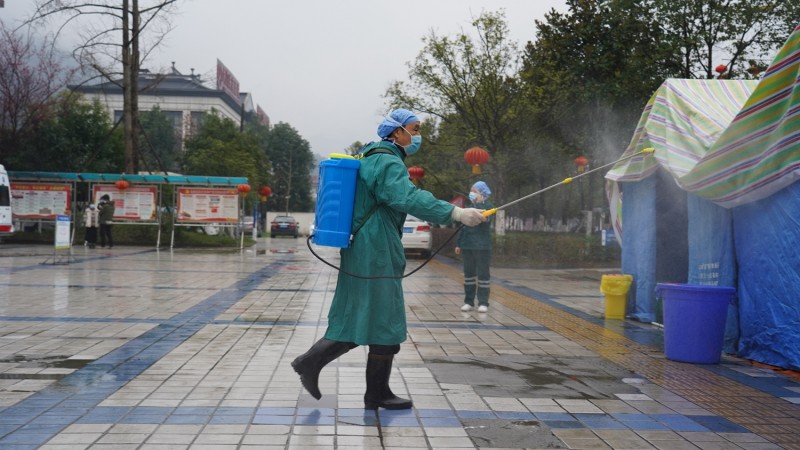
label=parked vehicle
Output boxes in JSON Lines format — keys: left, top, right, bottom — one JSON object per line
{"left": 271, "top": 215, "right": 299, "bottom": 238}
{"left": 401, "top": 214, "right": 432, "bottom": 258}
{"left": 0, "top": 165, "right": 13, "bottom": 236}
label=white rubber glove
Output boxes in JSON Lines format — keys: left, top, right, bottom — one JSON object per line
{"left": 451, "top": 206, "right": 487, "bottom": 226}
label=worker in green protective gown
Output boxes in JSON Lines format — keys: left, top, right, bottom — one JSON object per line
{"left": 292, "top": 108, "right": 487, "bottom": 410}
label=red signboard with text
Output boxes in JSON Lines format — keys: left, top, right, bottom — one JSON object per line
{"left": 10, "top": 183, "right": 71, "bottom": 219}
{"left": 92, "top": 185, "right": 157, "bottom": 221}
{"left": 177, "top": 187, "right": 239, "bottom": 223}
{"left": 216, "top": 58, "right": 240, "bottom": 103}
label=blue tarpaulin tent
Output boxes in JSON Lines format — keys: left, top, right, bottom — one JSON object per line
{"left": 606, "top": 25, "right": 800, "bottom": 369}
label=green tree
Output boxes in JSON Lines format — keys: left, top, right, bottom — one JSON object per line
{"left": 344, "top": 141, "right": 365, "bottom": 156}
{"left": 10, "top": 94, "right": 123, "bottom": 173}
{"left": 654, "top": 0, "right": 800, "bottom": 79}
{"left": 182, "top": 112, "right": 268, "bottom": 189}
{"left": 385, "top": 11, "right": 529, "bottom": 204}
{"left": 521, "top": 0, "right": 671, "bottom": 215}
{"left": 263, "top": 122, "right": 314, "bottom": 213}
{"left": 138, "top": 106, "right": 178, "bottom": 173}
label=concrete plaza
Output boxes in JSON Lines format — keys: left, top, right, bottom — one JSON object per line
{"left": 0, "top": 239, "right": 798, "bottom": 449}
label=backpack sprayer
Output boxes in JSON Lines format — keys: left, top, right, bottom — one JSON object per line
{"left": 307, "top": 147, "right": 654, "bottom": 279}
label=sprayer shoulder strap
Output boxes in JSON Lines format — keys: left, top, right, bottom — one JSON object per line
{"left": 350, "top": 148, "right": 396, "bottom": 241}
{"left": 355, "top": 147, "right": 395, "bottom": 159}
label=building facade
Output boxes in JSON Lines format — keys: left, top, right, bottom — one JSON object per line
{"left": 70, "top": 63, "right": 265, "bottom": 151}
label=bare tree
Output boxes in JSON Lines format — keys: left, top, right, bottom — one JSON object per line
{"left": 0, "top": 20, "right": 78, "bottom": 160}
{"left": 28, "top": 0, "right": 179, "bottom": 173}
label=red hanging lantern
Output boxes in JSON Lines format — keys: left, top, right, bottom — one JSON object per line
{"left": 237, "top": 183, "right": 251, "bottom": 195}
{"left": 574, "top": 156, "right": 589, "bottom": 173}
{"left": 715, "top": 64, "right": 727, "bottom": 74}
{"left": 258, "top": 186, "right": 272, "bottom": 202}
{"left": 115, "top": 179, "right": 130, "bottom": 191}
{"left": 464, "top": 147, "right": 489, "bottom": 174}
{"left": 408, "top": 166, "right": 425, "bottom": 182}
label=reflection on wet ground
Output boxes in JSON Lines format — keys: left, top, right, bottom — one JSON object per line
{"left": 0, "top": 241, "right": 797, "bottom": 449}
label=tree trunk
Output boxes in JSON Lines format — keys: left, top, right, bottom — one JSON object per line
{"left": 130, "top": 0, "right": 140, "bottom": 174}
{"left": 121, "top": 0, "right": 135, "bottom": 173}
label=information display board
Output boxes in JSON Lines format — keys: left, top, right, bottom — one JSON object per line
{"left": 10, "top": 183, "right": 71, "bottom": 219}
{"left": 55, "top": 215, "right": 71, "bottom": 249}
{"left": 176, "top": 187, "right": 239, "bottom": 223}
{"left": 92, "top": 185, "right": 157, "bottom": 221}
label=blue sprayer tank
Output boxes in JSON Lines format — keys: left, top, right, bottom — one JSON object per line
{"left": 312, "top": 153, "right": 361, "bottom": 248}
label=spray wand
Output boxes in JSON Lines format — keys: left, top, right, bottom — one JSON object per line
{"left": 307, "top": 147, "right": 654, "bottom": 279}
{"left": 480, "top": 147, "right": 654, "bottom": 218}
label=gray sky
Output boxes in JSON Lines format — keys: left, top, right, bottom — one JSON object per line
{"left": 2, "top": 0, "right": 568, "bottom": 157}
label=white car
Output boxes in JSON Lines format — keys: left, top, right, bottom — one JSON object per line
{"left": 401, "top": 214, "right": 432, "bottom": 258}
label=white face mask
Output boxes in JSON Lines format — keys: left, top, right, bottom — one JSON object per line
{"left": 469, "top": 192, "right": 479, "bottom": 202}
{"left": 399, "top": 126, "right": 422, "bottom": 155}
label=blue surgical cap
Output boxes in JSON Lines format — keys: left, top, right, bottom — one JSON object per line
{"left": 377, "top": 108, "right": 420, "bottom": 138}
{"left": 472, "top": 181, "right": 491, "bottom": 199}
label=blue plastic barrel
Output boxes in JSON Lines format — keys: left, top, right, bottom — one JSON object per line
{"left": 657, "top": 283, "right": 736, "bottom": 364}
{"left": 312, "top": 155, "right": 361, "bottom": 248}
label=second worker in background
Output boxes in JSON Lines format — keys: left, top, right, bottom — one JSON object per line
{"left": 456, "top": 181, "right": 494, "bottom": 313}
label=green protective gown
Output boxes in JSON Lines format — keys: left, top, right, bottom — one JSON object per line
{"left": 324, "top": 141, "right": 455, "bottom": 345}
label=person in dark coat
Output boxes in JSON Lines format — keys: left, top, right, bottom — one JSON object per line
{"left": 98, "top": 194, "right": 115, "bottom": 248}
{"left": 292, "top": 109, "right": 486, "bottom": 410}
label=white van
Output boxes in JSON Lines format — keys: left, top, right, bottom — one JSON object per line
{"left": 0, "top": 164, "right": 14, "bottom": 236}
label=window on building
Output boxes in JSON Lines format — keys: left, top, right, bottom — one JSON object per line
{"left": 162, "top": 110, "right": 183, "bottom": 134}
{"left": 190, "top": 111, "right": 206, "bottom": 135}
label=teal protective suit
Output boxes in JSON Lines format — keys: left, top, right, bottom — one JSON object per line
{"left": 324, "top": 141, "right": 455, "bottom": 345}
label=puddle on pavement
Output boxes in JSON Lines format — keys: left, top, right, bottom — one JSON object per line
{"left": 462, "top": 418, "right": 564, "bottom": 449}
{"left": 0, "top": 355, "right": 94, "bottom": 380}
{"left": 426, "top": 355, "right": 638, "bottom": 399}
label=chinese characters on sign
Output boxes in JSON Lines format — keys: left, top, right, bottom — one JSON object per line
{"left": 10, "top": 183, "right": 71, "bottom": 219}
{"left": 177, "top": 188, "right": 239, "bottom": 223}
{"left": 216, "top": 59, "right": 240, "bottom": 103}
{"left": 93, "top": 185, "right": 157, "bottom": 221}
{"left": 55, "top": 215, "right": 71, "bottom": 249}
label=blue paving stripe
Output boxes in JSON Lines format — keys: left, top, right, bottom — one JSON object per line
{"left": 689, "top": 415, "right": 751, "bottom": 433}
{"left": 7, "top": 316, "right": 552, "bottom": 332}
{"left": 438, "top": 256, "right": 662, "bottom": 344}
{"left": 705, "top": 365, "right": 800, "bottom": 398}
{"left": 0, "top": 260, "right": 287, "bottom": 445}
{"left": 8, "top": 404, "right": 758, "bottom": 433}
{"left": 438, "top": 256, "right": 800, "bottom": 408}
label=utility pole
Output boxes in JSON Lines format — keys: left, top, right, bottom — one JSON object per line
{"left": 284, "top": 150, "right": 292, "bottom": 215}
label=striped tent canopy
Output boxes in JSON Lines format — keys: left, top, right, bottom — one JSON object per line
{"left": 682, "top": 24, "right": 800, "bottom": 207}
{"left": 605, "top": 78, "right": 758, "bottom": 185}
{"left": 607, "top": 23, "right": 800, "bottom": 209}
{"left": 604, "top": 79, "right": 757, "bottom": 238}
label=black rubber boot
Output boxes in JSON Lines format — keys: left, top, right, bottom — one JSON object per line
{"left": 291, "top": 338, "right": 354, "bottom": 400}
{"left": 364, "top": 353, "right": 413, "bottom": 410}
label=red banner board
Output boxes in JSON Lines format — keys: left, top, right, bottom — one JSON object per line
{"left": 93, "top": 185, "right": 157, "bottom": 221}
{"left": 177, "top": 187, "right": 239, "bottom": 223}
{"left": 10, "top": 183, "right": 71, "bottom": 219}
